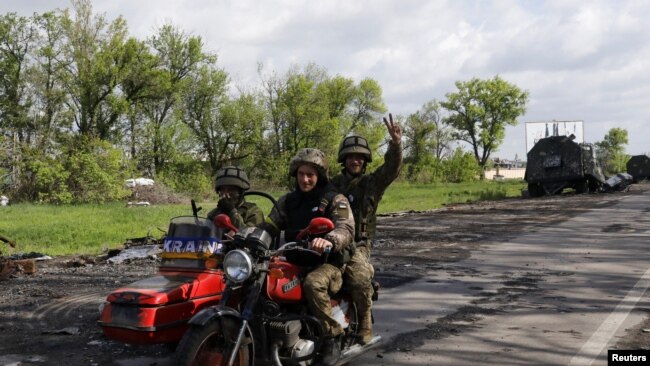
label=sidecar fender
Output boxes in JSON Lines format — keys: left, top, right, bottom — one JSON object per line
{"left": 188, "top": 305, "right": 241, "bottom": 326}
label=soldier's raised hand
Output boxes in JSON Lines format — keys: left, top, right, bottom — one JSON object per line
{"left": 383, "top": 113, "right": 401, "bottom": 144}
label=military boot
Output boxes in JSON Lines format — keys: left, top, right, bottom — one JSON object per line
{"left": 358, "top": 313, "right": 373, "bottom": 345}
{"left": 319, "top": 336, "right": 341, "bottom": 366}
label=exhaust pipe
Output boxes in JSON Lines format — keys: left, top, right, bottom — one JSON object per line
{"left": 336, "top": 335, "right": 382, "bottom": 366}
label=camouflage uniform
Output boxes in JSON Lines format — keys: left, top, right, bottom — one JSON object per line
{"left": 331, "top": 138, "right": 402, "bottom": 343}
{"left": 206, "top": 200, "right": 264, "bottom": 228}
{"left": 261, "top": 149, "right": 355, "bottom": 338}
{"left": 207, "top": 166, "right": 265, "bottom": 228}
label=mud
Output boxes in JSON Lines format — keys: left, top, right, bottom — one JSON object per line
{"left": 0, "top": 186, "right": 646, "bottom": 365}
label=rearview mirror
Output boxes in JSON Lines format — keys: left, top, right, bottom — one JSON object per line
{"left": 214, "top": 214, "right": 238, "bottom": 233}
{"left": 296, "top": 217, "right": 334, "bottom": 240}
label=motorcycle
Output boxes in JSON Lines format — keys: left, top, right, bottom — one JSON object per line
{"left": 99, "top": 193, "right": 277, "bottom": 345}
{"left": 173, "top": 214, "right": 381, "bottom": 366}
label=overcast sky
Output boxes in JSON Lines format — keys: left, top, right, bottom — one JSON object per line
{"left": 2, "top": 0, "right": 649, "bottom": 160}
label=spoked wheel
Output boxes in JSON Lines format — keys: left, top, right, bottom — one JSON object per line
{"left": 173, "top": 317, "right": 250, "bottom": 366}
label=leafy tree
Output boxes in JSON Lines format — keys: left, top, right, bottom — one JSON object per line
{"left": 441, "top": 76, "right": 529, "bottom": 178}
{"left": 596, "top": 127, "right": 629, "bottom": 175}
{"left": 59, "top": 0, "right": 131, "bottom": 140}
{"left": 30, "top": 11, "right": 70, "bottom": 150}
{"left": 142, "top": 23, "right": 214, "bottom": 175}
{"left": 116, "top": 37, "right": 161, "bottom": 161}
{"left": 0, "top": 12, "right": 36, "bottom": 144}
{"left": 404, "top": 99, "right": 453, "bottom": 165}
{"left": 346, "top": 78, "right": 386, "bottom": 135}
{"left": 181, "top": 63, "right": 265, "bottom": 176}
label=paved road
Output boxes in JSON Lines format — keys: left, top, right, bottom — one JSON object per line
{"left": 353, "top": 191, "right": 650, "bottom": 365}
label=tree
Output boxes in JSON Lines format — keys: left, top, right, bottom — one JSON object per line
{"left": 346, "top": 78, "right": 386, "bottom": 135}
{"left": 596, "top": 127, "right": 628, "bottom": 175}
{"left": 404, "top": 99, "right": 453, "bottom": 164}
{"left": 60, "top": 0, "right": 131, "bottom": 140}
{"left": 31, "top": 11, "right": 70, "bottom": 150}
{"left": 141, "top": 23, "right": 214, "bottom": 175}
{"left": 0, "top": 12, "right": 36, "bottom": 144}
{"left": 181, "top": 63, "right": 265, "bottom": 175}
{"left": 116, "top": 37, "right": 160, "bottom": 161}
{"left": 441, "top": 76, "right": 528, "bottom": 178}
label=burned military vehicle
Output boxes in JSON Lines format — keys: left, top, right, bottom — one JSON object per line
{"left": 525, "top": 135, "right": 606, "bottom": 197}
{"left": 626, "top": 154, "right": 650, "bottom": 182}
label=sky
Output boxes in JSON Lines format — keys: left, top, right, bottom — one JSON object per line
{"left": 2, "top": 0, "right": 649, "bottom": 161}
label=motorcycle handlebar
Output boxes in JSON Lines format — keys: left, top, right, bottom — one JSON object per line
{"left": 275, "top": 241, "right": 329, "bottom": 257}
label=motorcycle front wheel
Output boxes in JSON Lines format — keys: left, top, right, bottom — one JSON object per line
{"left": 173, "top": 317, "right": 250, "bottom": 366}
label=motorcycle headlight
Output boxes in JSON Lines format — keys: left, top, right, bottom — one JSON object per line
{"left": 223, "top": 249, "right": 253, "bottom": 283}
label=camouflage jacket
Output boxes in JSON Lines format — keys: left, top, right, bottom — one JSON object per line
{"left": 331, "top": 140, "right": 402, "bottom": 245}
{"left": 207, "top": 201, "right": 265, "bottom": 228}
{"left": 261, "top": 183, "right": 355, "bottom": 267}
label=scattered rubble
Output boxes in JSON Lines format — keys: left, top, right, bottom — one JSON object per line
{"left": 603, "top": 172, "right": 634, "bottom": 192}
{"left": 106, "top": 245, "right": 162, "bottom": 264}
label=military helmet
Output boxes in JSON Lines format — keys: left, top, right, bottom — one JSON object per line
{"left": 338, "top": 135, "right": 372, "bottom": 163}
{"left": 289, "top": 148, "right": 328, "bottom": 178}
{"left": 215, "top": 166, "right": 250, "bottom": 191}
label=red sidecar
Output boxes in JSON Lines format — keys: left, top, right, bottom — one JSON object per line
{"left": 98, "top": 216, "right": 227, "bottom": 344}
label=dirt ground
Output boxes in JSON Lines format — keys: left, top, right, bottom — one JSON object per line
{"left": 1, "top": 185, "right": 648, "bottom": 365}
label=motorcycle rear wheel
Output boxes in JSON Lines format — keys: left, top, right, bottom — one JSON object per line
{"left": 173, "top": 317, "right": 250, "bottom": 366}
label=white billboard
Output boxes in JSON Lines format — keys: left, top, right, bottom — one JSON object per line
{"left": 525, "top": 120, "right": 584, "bottom": 152}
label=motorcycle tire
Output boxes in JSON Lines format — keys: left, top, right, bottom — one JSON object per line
{"left": 173, "top": 317, "right": 251, "bottom": 366}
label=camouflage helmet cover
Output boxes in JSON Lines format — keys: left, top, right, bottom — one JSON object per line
{"left": 215, "top": 166, "right": 250, "bottom": 191}
{"left": 289, "top": 148, "right": 328, "bottom": 178}
{"left": 338, "top": 135, "right": 372, "bottom": 163}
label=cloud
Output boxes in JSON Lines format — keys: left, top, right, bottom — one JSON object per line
{"left": 1, "top": 0, "right": 649, "bottom": 158}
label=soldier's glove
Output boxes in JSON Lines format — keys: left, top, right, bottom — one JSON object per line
{"left": 217, "top": 197, "right": 236, "bottom": 214}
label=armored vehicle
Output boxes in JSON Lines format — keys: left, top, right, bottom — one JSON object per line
{"left": 525, "top": 135, "right": 606, "bottom": 197}
{"left": 626, "top": 154, "right": 650, "bottom": 182}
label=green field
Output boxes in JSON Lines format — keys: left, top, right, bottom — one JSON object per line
{"left": 0, "top": 180, "right": 525, "bottom": 256}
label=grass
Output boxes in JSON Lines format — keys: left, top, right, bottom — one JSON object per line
{"left": 0, "top": 180, "right": 526, "bottom": 256}
{"left": 379, "top": 179, "right": 526, "bottom": 213}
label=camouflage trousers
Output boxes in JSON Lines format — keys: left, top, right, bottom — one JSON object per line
{"left": 303, "top": 263, "right": 344, "bottom": 337}
{"left": 344, "top": 245, "right": 374, "bottom": 332}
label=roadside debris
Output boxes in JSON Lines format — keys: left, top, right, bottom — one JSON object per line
{"left": 42, "top": 327, "right": 80, "bottom": 335}
{"left": 106, "top": 244, "right": 162, "bottom": 264}
{"left": 126, "top": 201, "right": 150, "bottom": 207}
{"left": 124, "top": 178, "right": 154, "bottom": 188}
{"left": 0, "top": 258, "right": 37, "bottom": 280}
{"left": 123, "top": 235, "right": 162, "bottom": 248}
{"left": 603, "top": 173, "right": 634, "bottom": 192}
{"left": 0, "top": 195, "right": 8, "bottom": 206}
{"left": 9, "top": 251, "right": 52, "bottom": 261}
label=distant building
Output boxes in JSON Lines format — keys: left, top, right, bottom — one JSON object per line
{"left": 485, "top": 157, "right": 527, "bottom": 180}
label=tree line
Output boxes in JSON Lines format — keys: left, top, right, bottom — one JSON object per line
{"left": 1, "top": 1, "right": 534, "bottom": 203}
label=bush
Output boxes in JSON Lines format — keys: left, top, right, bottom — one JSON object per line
{"left": 402, "top": 148, "right": 480, "bottom": 184}
{"left": 31, "top": 159, "right": 73, "bottom": 204}
{"left": 157, "top": 158, "right": 213, "bottom": 200}
{"left": 64, "top": 138, "right": 131, "bottom": 203}
{"left": 442, "top": 148, "right": 481, "bottom": 183}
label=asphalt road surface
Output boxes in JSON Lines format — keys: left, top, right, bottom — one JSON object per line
{"left": 353, "top": 189, "right": 650, "bottom": 365}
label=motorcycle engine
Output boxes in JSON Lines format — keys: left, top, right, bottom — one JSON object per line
{"left": 268, "top": 320, "right": 301, "bottom": 347}
{"left": 291, "top": 339, "right": 316, "bottom": 366}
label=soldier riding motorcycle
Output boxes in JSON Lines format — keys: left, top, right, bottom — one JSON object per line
{"left": 173, "top": 214, "right": 381, "bottom": 366}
